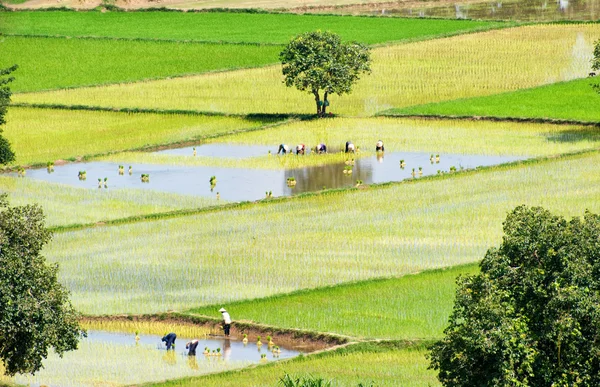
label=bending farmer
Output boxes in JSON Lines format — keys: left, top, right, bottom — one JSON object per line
{"left": 162, "top": 332, "right": 177, "bottom": 350}
{"left": 277, "top": 144, "right": 290, "bottom": 155}
{"left": 186, "top": 339, "right": 199, "bottom": 356}
{"left": 220, "top": 308, "right": 232, "bottom": 337}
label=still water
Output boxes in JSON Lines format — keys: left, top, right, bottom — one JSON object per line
{"left": 23, "top": 145, "right": 524, "bottom": 202}
{"left": 11, "top": 330, "right": 300, "bottom": 387}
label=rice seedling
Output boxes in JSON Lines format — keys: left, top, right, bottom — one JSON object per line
{"left": 17, "top": 24, "right": 600, "bottom": 115}
{"left": 44, "top": 152, "right": 600, "bottom": 315}
{"left": 190, "top": 264, "right": 478, "bottom": 340}
{"left": 0, "top": 11, "right": 501, "bottom": 45}
{"left": 388, "top": 76, "right": 600, "bottom": 123}
{"left": 4, "top": 331, "right": 253, "bottom": 387}
{"left": 143, "top": 342, "right": 438, "bottom": 387}
{"left": 0, "top": 175, "right": 217, "bottom": 227}
{"left": 2, "top": 107, "right": 277, "bottom": 166}
{"left": 79, "top": 319, "right": 215, "bottom": 338}
{"left": 0, "top": 36, "right": 282, "bottom": 92}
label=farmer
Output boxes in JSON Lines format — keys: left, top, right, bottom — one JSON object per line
{"left": 296, "top": 144, "right": 306, "bottom": 155}
{"left": 277, "top": 144, "right": 290, "bottom": 155}
{"left": 315, "top": 143, "right": 327, "bottom": 154}
{"left": 161, "top": 332, "right": 177, "bottom": 350}
{"left": 376, "top": 140, "right": 385, "bottom": 152}
{"left": 345, "top": 141, "right": 355, "bottom": 153}
{"left": 220, "top": 308, "right": 232, "bottom": 337}
{"left": 186, "top": 339, "right": 199, "bottom": 356}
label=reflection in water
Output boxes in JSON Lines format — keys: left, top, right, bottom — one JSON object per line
{"left": 162, "top": 350, "right": 177, "bottom": 366}
{"left": 327, "top": 0, "right": 600, "bottom": 21}
{"left": 11, "top": 331, "right": 301, "bottom": 387}
{"left": 20, "top": 152, "right": 524, "bottom": 202}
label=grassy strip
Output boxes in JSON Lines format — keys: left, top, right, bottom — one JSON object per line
{"left": 187, "top": 263, "right": 478, "bottom": 340}
{"left": 16, "top": 24, "right": 599, "bottom": 115}
{"left": 136, "top": 341, "right": 438, "bottom": 387}
{"left": 0, "top": 175, "right": 219, "bottom": 227}
{"left": 0, "top": 11, "right": 502, "bottom": 45}
{"left": 2, "top": 106, "right": 280, "bottom": 166}
{"left": 44, "top": 151, "right": 600, "bottom": 314}
{"left": 385, "top": 77, "right": 600, "bottom": 124}
{"left": 0, "top": 36, "right": 282, "bottom": 92}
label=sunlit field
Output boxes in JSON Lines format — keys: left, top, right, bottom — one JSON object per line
{"left": 0, "top": 176, "right": 216, "bottom": 227}
{"left": 0, "top": 11, "right": 500, "bottom": 45}
{"left": 388, "top": 77, "right": 600, "bottom": 123}
{"left": 0, "top": 36, "right": 282, "bottom": 92}
{"left": 190, "top": 264, "right": 479, "bottom": 340}
{"left": 3, "top": 107, "right": 279, "bottom": 166}
{"left": 98, "top": 117, "right": 600, "bottom": 169}
{"left": 146, "top": 342, "right": 438, "bottom": 387}
{"left": 15, "top": 24, "right": 598, "bottom": 116}
{"left": 45, "top": 152, "right": 599, "bottom": 315}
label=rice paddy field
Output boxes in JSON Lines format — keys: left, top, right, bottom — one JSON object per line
{"left": 2, "top": 7, "right": 600, "bottom": 387}
{"left": 15, "top": 24, "right": 599, "bottom": 115}
{"left": 387, "top": 76, "right": 600, "bottom": 123}
{"left": 0, "top": 11, "right": 501, "bottom": 45}
{"left": 3, "top": 107, "right": 279, "bottom": 165}
{"left": 46, "top": 151, "right": 600, "bottom": 315}
{"left": 0, "top": 36, "right": 283, "bottom": 92}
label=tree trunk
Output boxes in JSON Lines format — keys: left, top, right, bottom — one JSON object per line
{"left": 322, "top": 92, "right": 329, "bottom": 116}
{"left": 313, "top": 90, "right": 321, "bottom": 116}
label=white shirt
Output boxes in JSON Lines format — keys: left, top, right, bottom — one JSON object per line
{"left": 222, "top": 312, "right": 231, "bottom": 324}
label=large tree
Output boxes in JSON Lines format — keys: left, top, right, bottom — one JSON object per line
{"left": 0, "top": 194, "right": 83, "bottom": 376}
{"left": 0, "top": 65, "right": 17, "bottom": 165}
{"left": 430, "top": 205, "right": 600, "bottom": 386}
{"left": 280, "top": 31, "right": 371, "bottom": 116}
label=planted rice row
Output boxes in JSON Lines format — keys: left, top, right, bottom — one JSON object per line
{"left": 16, "top": 24, "right": 599, "bottom": 115}
{"left": 45, "top": 152, "right": 600, "bottom": 315}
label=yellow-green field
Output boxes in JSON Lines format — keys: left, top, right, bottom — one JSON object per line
{"left": 3, "top": 107, "right": 279, "bottom": 166}
{"left": 0, "top": 176, "right": 216, "bottom": 227}
{"left": 46, "top": 152, "right": 599, "bottom": 315}
{"left": 14, "top": 24, "right": 598, "bottom": 116}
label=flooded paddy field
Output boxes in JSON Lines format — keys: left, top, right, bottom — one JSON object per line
{"left": 20, "top": 144, "right": 524, "bottom": 202}
{"left": 9, "top": 331, "right": 301, "bottom": 387}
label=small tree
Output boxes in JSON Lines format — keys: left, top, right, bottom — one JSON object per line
{"left": 429, "top": 206, "right": 600, "bottom": 386}
{"left": 0, "top": 65, "right": 17, "bottom": 165}
{"left": 0, "top": 194, "right": 83, "bottom": 376}
{"left": 280, "top": 31, "right": 371, "bottom": 116}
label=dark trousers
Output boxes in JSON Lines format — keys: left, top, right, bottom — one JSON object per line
{"left": 223, "top": 324, "right": 231, "bottom": 336}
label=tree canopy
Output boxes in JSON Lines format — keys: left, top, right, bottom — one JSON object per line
{"left": 0, "top": 194, "right": 83, "bottom": 376}
{"left": 279, "top": 31, "right": 371, "bottom": 116}
{"left": 430, "top": 205, "right": 600, "bottom": 386}
{"left": 0, "top": 65, "right": 17, "bottom": 165}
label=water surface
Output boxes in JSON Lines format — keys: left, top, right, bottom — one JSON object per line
{"left": 22, "top": 150, "right": 524, "bottom": 202}
{"left": 11, "top": 330, "right": 300, "bottom": 387}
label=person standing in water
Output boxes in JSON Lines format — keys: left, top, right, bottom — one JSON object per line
{"left": 376, "top": 140, "right": 385, "bottom": 152}
{"left": 277, "top": 144, "right": 290, "bottom": 155}
{"left": 220, "top": 308, "right": 232, "bottom": 337}
{"left": 162, "top": 332, "right": 177, "bottom": 350}
{"left": 186, "top": 339, "right": 199, "bottom": 356}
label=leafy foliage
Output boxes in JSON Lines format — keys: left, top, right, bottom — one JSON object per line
{"left": 430, "top": 205, "right": 600, "bottom": 386}
{"left": 279, "top": 373, "right": 333, "bottom": 387}
{"left": 0, "top": 66, "right": 16, "bottom": 165}
{"left": 280, "top": 31, "right": 371, "bottom": 116}
{"left": 0, "top": 194, "right": 83, "bottom": 376}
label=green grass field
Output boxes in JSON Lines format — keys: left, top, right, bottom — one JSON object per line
{"left": 3, "top": 107, "right": 279, "bottom": 166}
{"left": 0, "top": 176, "right": 217, "bottom": 227}
{"left": 386, "top": 77, "right": 600, "bottom": 123}
{"left": 45, "top": 152, "right": 599, "bottom": 315}
{"left": 145, "top": 342, "right": 438, "bottom": 387}
{"left": 16, "top": 24, "right": 597, "bottom": 115}
{"left": 189, "top": 264, "right": 478, "bottom": 340}
{"left": 0, "top": 36, "right": 282, "bottom": 92}
{"left": 0, "top": 11, "right": 502, "bottom": 45}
